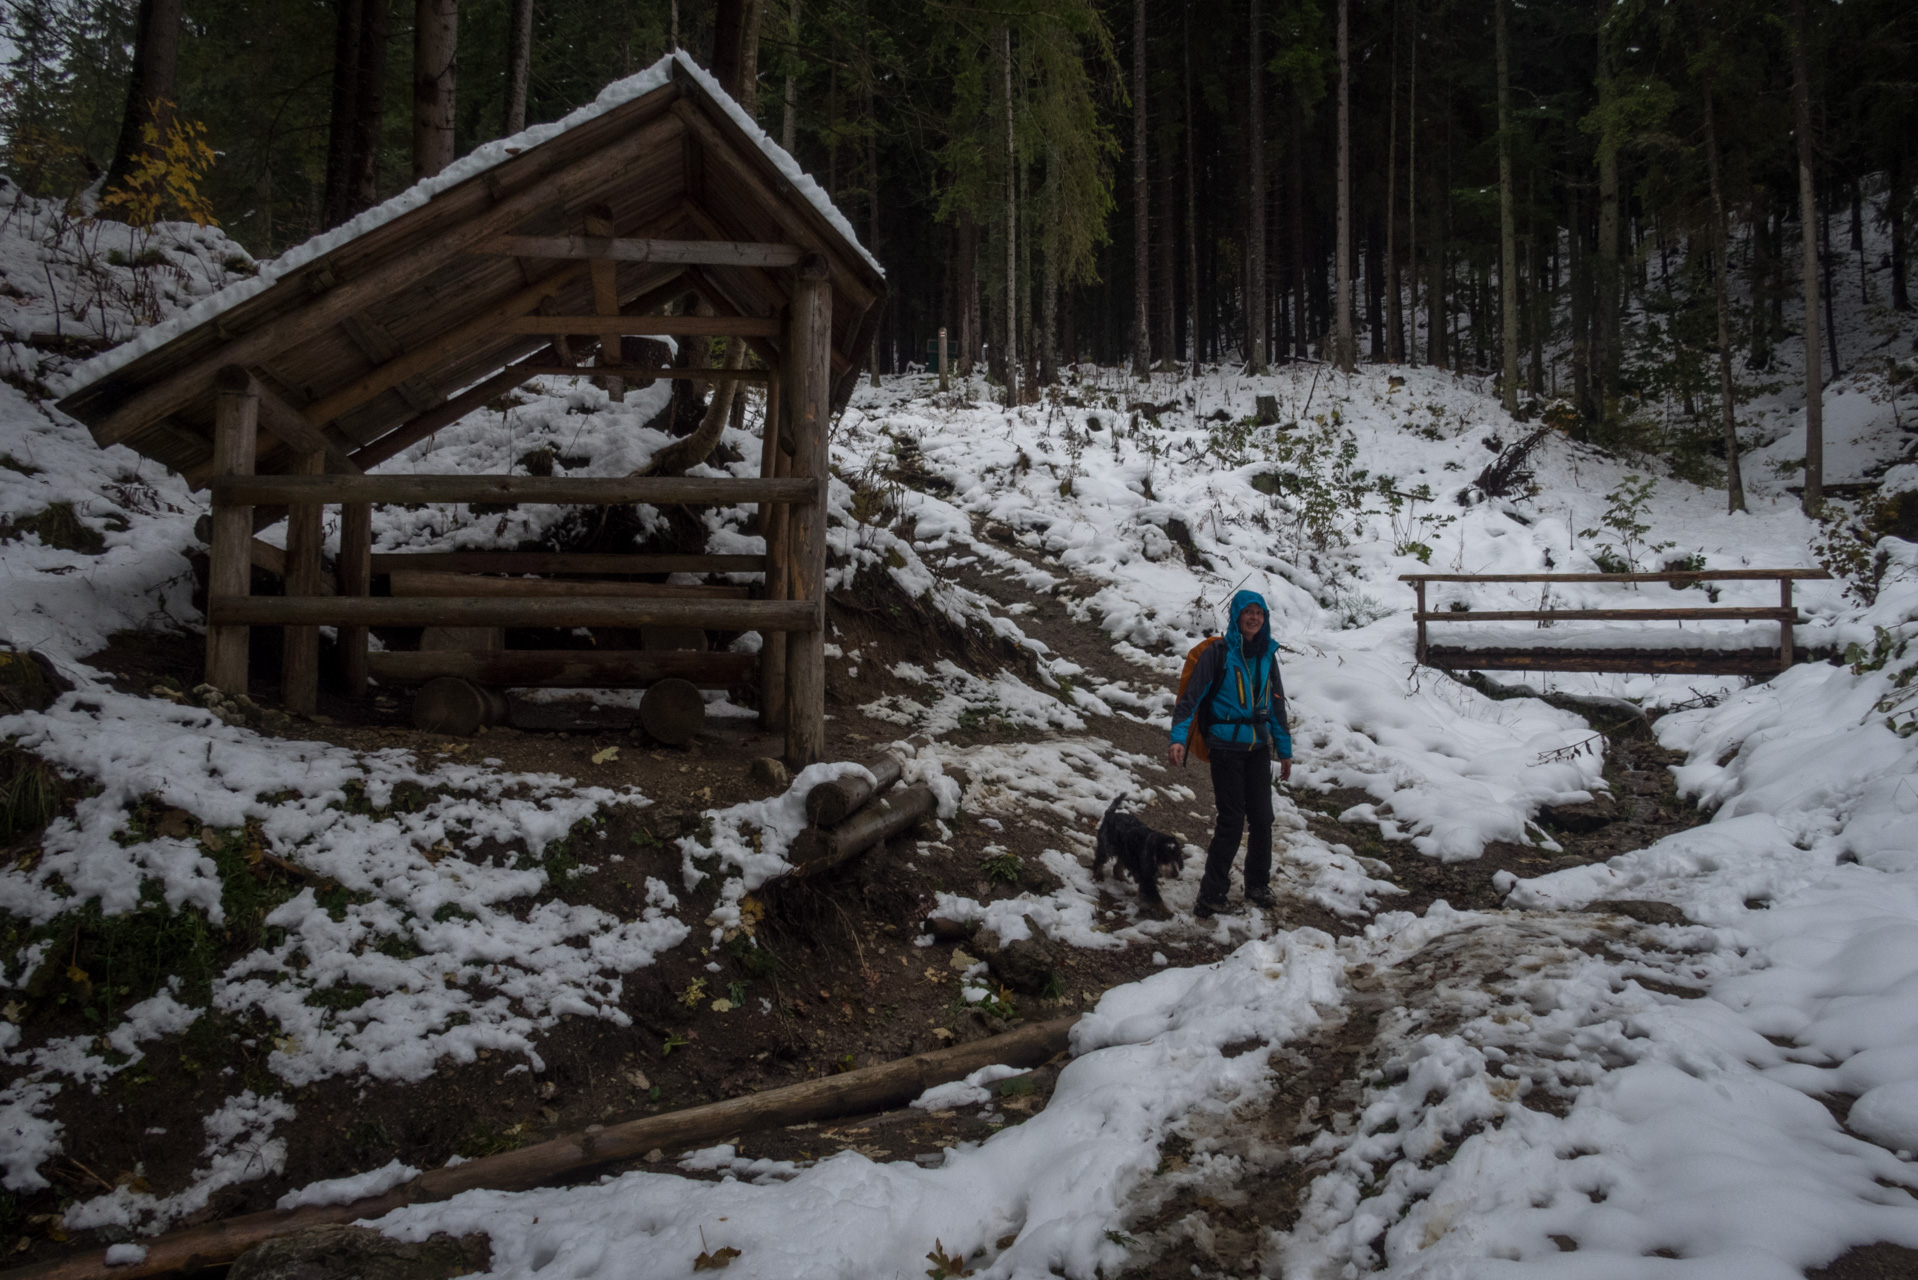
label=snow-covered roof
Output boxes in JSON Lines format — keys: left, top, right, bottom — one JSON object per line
{"left": 55, "top": 51, "right": 885, "bottom": 477}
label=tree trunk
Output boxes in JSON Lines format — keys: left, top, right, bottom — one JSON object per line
{"left": 1820, "top": 192, "right": 1841, "bottom": 377}
{"left": 1595, "top": 37, "right": 1620, "bottom": 424}
{"left": 869, "top": 86, "right": 881, "bottom": 386}
{"left": 1001, "top": 26, "right": 1020, "bottom": 404}
{"left": 322, "top": 0, "right": 365, "bottom": 227}
{"left": 1385, "top": 0, "right": 1402, "bottom": 363}
{"left": 1891, "top": 163, "right": 1910, "bottom": 312}
{"left": 1701, "top": 69, "right": 1746, "bottom": 514}
{"left": 1185, "top": 0, "right": 1202, "bottom": 377}
{"left": 1495, "top": 0, "right": 1519, "bottom": 413}
{"left": 1334, "top": 0, "right": 1354, "bottom": 371}
{"left": 347, "top": 0, "right": 388, "bottom": 212}
{"left": 502, "top": 0, "right": 533, "bottom": 135}
{"left": 712, "top": 0, "right": 763, "bottom": 112}
{"left": 958, "top": 209, "right": 978, "bottom": 373}
{"left": 1156, "top": 152, "right": 1176, "bottom": 365}
{"left": 1406, "top": 0, "right": 1418, "bottom": 365}
{"left": 1132, "top": 0, "right": 1150, "bottom": 377}
{"left": 1246, "top": 0, "right": 1267, "bottom": 374}
{"left": 412, "top": 0, "right": 458, "bottom": 180}
{"left": 1041, "top": 144, "right": 1061, "bottom": 385}
{"left": 781, "top": 0, "right": 799, "bottom": 152}
{"left": 1791, "top": 0, "right": 1822, "bottom": 514}
{"left": 103, "top": 0, "right": 184, "bottom": 202}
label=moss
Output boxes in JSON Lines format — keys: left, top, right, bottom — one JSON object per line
{"left": 2, "top": 502, "right": 107, "bottom": 554}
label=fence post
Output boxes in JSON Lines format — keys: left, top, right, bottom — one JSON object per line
{"left": 207, "top": 367, "right": 259, "bottom": 696}
{"left": 1779, "top": 577, "right": 1795, "bottom": 671}
{"left": 938, "top": 326, "right": 949, "bottom": 392}
{"left": 1414, "top": 579, "right": 1428, "bottom": 665}
{"left": 759, "top": 369, "right": 788, "bottom": 732}
{"left": 282, "top": 451, "right": 325, "bottom": 715}
{"left": 785, "top": 257, "right": 832, "bottom": 766}
{"left": 339, "top": 502, "right": 372, "bottom": 698}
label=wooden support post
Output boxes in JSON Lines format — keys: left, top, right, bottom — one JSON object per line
{"left": 339, "top": 502, "right": 371, "bottom": 698}
{"left": 206, "top": 368, "right": 259, "bottom": 696}
{"left": 1414, "top": 580, "right": 1428, "bottom": 665}
{"left": 760, "top": 370, "right": 789, "bottom": 732}
{"left": 785, "top": 259, "right": 832, "bottom": 766}
{"left": 1779, "top": 577, "right": 1795, "bottom": 671}
{"left": 281, "top": 451, "right": 325, "bottom": 715}
{"left": 584, "top": 206, "right": 623, "bottom": 402}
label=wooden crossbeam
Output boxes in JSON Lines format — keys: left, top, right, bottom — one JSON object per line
{"left": 208, "top": 474, "right": 814, "bottom": 506}
{"left": 366, "top": 649, "right": 756, "bottom": 688}
{"left": 370, "top": 552, "right": 765, "bottom": 574}
{"left": 388, "top": 570, "right": 749, "bottom": 599}
{"left": 517, "top": 365, "right": 769, "bottom": 381}
{"left": 207, "top": 595, "right": 819, "bottom": 631}
{"left": 1422, "top": 648, "right": 1793, "bottom": 676}
{"left": 1417, "top": 607, "right": 1793, "bottom": 623}
{"left": 499, "top": 315, "right": 779, "bottom": 337}
{"left": 477, "top": 236, "right": 804, "bottom": 268}
{"left": 1399, "top": 570, "right": 1831, "bottom": 583}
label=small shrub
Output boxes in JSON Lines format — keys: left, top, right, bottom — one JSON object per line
{"left": 979, "top": 850, "right": 1024, "bottom": 884}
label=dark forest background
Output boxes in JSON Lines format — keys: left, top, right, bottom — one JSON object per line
{"left": 1, "top": 0, "right": 1914, "bottom": 488}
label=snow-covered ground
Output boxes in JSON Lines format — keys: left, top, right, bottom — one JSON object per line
{"left": 3, "top": 167, "right": 1918, "bottom": 1277}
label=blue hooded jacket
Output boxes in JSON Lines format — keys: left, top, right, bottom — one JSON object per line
{"left": 1169, "top": 589, "right": 1292, "bottom": 756}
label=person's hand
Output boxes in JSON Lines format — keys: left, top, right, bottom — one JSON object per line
{"left": 1279, "top": 757, "right": 1293, "bottom": 783}
{"left": 1169, "top": 743, "right": 1186, "bottom": 767}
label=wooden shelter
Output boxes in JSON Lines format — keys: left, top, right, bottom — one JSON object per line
{"left": 55, "top": 54, "right": 885, "bottom": 765}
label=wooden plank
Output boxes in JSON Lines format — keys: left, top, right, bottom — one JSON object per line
{"left": 1442, "top": 610, "right": 1792, "bottom": 626}
{"left": 209, "top": 474, "right": 816, "bottom": 507}
{"left": 388, "top": 570, "right": 749, "bottom": 599}
{"left": 516, "top": 364, "right": 769, "bottom": 381}
{"left": 208, "top": 596, "right": 821, "bottom": 631}
{"left": 477, "top": 235, "right": 804, "bottom": 267}
{"left": 339, "top": 503, "right": 371, "bottom": 698}
{"left": 281, "top": 451, "right": 325, "bottom": 716}
{"left": 82, "top": 113, "right": 689, "bottom": 449}
{"left": 1398, "top": 570, "right": 1831, "bottom": 583}
{"left": 206, "top": 370, "right": 258, "bottom": 696}
{"left": 498, "top": 314, "right": 781, "bottom": 337}
{"left": 371, "top": 552, "right": 765, "bottom": 575}
{"left": 786, "top": 259, "right": 831, "bottom": 766}
{"left": 252, "top": 378, "right": 363, "bottom": 475}
{"left": 1423, "top": 647, "right": 1793, "bottom": 676}
{"left": 367, "top": 649, "right": 756, "bottom": 688}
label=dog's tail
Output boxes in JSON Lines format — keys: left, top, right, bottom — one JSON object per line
{"left": 1103, "top": 794, "right": 1124, "bottom": 815}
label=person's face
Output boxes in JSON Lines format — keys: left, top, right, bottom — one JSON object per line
{"left": 1238, "top": 604, "right": 1265, "bottom": 640}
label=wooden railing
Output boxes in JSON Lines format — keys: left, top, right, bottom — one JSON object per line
{"left": 1400, "top": 569, "right": 1832, "bottom": 676}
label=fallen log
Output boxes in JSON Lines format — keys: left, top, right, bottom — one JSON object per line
{"left": 411, "top": 677, "right": 508, "bottom": 736}
{"left": 804, "top": 753, "right": 902, "bottom": 827}
{"left": 2, "top": 1016, "right": 1080, "bottom": 1280}
{"left": 789, "top": 781, "right": 936, "bottom": 873}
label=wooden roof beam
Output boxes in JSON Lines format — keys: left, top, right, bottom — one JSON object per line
{"left": 476, "top": 235, "right": 802, "bottom": 268}
{"left": 498, "top": 315, "right": 779, "bottom": 337}
{"left": 84, "top": 112, "right": 688, "bottom": 448}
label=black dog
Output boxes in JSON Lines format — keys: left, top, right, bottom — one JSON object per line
{"left": 1093, "top": 797, "right": 1185, "bottom": 910}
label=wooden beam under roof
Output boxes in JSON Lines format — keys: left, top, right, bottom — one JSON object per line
{"left": 476, "top": 235, "right": 803, "bottom": 267}
{"left": 498, "top": 315, "right": 779, "bottom": 337}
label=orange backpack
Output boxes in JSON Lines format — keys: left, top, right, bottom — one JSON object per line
{"left": 1175, "top": 636, "right": 1225, "bottom": 764}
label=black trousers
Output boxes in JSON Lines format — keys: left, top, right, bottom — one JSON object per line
{"left": 1200, "top": 743, "right": 1274, "bottom": 904}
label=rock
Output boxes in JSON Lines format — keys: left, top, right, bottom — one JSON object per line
{"left": 1539, "top": 795, "right": 1618, "bottom": 833}
{"left": 1592, "top": 899, "right": 1689, "bottom": 927}
{"left": 154, "top": 808, "right": 196, "bottom": 840}
{"left": 228, "top": 1226, "right": 489, "bottom": 1280}
{"left": 749, "top": 756, "right": 790, "bottom": 789}
{"left": 976, "top": 919, "right": 1057, "bottom": 995}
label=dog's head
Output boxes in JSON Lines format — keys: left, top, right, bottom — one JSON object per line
{"left": 1149, "top": 832, "right": 1184, "bottom": 873}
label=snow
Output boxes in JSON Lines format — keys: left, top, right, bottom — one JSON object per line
{"left": 276, "top": 1158, "right": 421, "bottom": 1211}
{"left": 57, "top": 51, "right": 878, "bottom": 399}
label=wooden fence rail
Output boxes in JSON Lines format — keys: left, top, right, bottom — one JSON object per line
{"left": 209, "top": 474, "right": 813, "bottom": 507}
{"left": 1401, "top": 569, "right": 1831, "bottom": 676}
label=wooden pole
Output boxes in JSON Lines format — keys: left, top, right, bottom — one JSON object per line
{"left": 338, "top": 502, "right": 371, "bottom": 698}
{"left": 1414, "top": 579, "right": 1427, "bottom": 665}
{"left": 1780, "top": 577, "right": 1795, "bottom": 671}
{"left": 584, "top": 206, "right": 624, "bottom": 403}
{"left": 206, "top": 368, "right": 259, "bottom": 696}
{"left": 760, "top": 370, "right": 789, "bottom": 732}
{"left": 280, "top": 450, "right": 325, "bottom": 716}
{"left": 208, "top": 596, "right": 820, "bottom": 631}
{"left": 0, "top": 1017, "right": 1079, "bottom": 1280}
{"left": 786, "top": 259, "right": 832, "bottom": 765}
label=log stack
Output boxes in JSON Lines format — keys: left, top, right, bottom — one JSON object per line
{"left": 786, "top": 752, "right": 936, "bottom": 873}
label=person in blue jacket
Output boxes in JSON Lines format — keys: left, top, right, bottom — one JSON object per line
{"left": 1168, "top": 589, "right": 1294, "bottom": 917}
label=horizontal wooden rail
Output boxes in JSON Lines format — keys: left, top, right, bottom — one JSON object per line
{"left": 500, "top": 315, "right": 780, "bottom": 337}
{"left": 517, "top": 365, "right": 770, "bottom": 382}
{"left": 367, "top": 649, "right": 756, "bottom": 688}
{"left": 1399, "top": 570, "right": 1830, "bottom": 583}
{"left": 208, "top": 474, "right": 813, "bottom": 507}
{"left": 388, "top": 570, "right": 749, "bottom": 600}
{"left": 208, "top": 596, "right": 819, "bottom": 631}
{"left": 1418, "top": 607, "right": 1793, "bottom": 624}
{"left": 1422, "top": 647, "right": 1796, "bottom": 676}
{"left": 369, "top": 552, "right": 766, "bottom": 575}
{"left": 477, "top": 236, "right": 804, "bottom": 267}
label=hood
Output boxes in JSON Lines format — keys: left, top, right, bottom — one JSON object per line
{"left": 1229, "top": 589, "right": 1273, "bottom": 658}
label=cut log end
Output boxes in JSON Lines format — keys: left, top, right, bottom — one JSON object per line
{"left": 413, "top": 677, "right": 508, "bottom": 736}
{"left": 639, "top": 677, "right": 705, "bottom": 745}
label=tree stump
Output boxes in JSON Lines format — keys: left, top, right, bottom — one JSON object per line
{"left": 639, "top": 676, "right": 704, "bottom": 744}
{"left": 412, "top": 677, "right": 507, "bottom": 736}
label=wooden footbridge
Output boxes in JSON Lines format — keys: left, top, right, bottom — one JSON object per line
{"left": 56, "top": 56, "right": 885, "bottom": 764}
{"left": 1403, "top": 569, "right": 1832, "bottom": 676}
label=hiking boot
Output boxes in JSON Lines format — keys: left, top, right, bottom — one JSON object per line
{"left": 1193, "top": 897, "right": 1229, "bottom": 919}
{"left": 1244, "top": 887, "right": 1277, "bottom": 909}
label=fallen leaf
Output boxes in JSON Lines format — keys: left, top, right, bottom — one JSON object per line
{"left": 591, "top": 746, "right": 620, "bottom": 764}
{"left": 709, "top": 998, "right": 734, "bottom": 1013}
{"left": 692, "top": 1246, "right": 741, "bottom": 1271}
